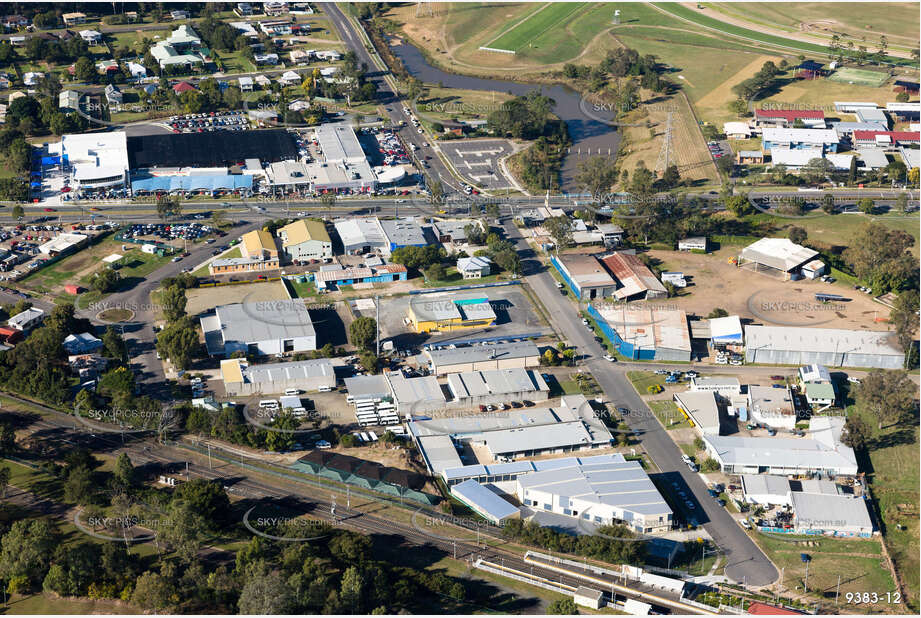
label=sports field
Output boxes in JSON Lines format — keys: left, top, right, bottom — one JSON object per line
{"left": 827, "top": 66, "right": 891, "bottom": 87}
{"left": 485, "top": 2, "right": 590, "bottom": 53}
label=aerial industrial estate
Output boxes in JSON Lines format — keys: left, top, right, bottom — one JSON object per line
{"left": 0, "top": 1, "right": 917, "bottom": 616}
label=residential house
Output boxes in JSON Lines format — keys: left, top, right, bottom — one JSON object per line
{"left": 263, "top": 1, "right": 290, "bottom": 16}
{"left": 172, "top": 81, "right": 197, "bottom": 94}
{"left": 79, "top": 29, "right": 103, "bottom": 44}
{"left": 2, "top": 15, "right": 30, "bottom": 30}
{"left": 62, "top": 12, "right": 87, "bottom": 26}
{"left": 126, "top": 62, "right": 147, "bottom": 79}
{"left": 104, "top": 84, "right": 123, "bottom": 105}
{"left": 278, "top": 70, "right": 301, "bottom": 86}
{"left": 457, "top": 256, "right": 492, "bottom": 279}
{"left": 59, "top": 90, "right": 81, "bottom": 111}
{"left": 235, "top": 2, "right": 254, "bottom": 16}
{"left": 253, "top": 53, "right": 279, "bottom": 65}
{"left": 63, "top": 332, "right": 103, "bottom": 355}
{"left": 96, "top": 59, "right": 119, "bottom": 75}
{"left": 259, "top": 19, "right": 293, "bottom": 36}
{"left": 736, "top": 150, "right": 764, "bottom": 165}
{"left": 151, "top": 25, "right": 204, "bottom": 69}
{"left": 23, "top": 72, "right": 44, "bottom": 86}
{"left": 238, "top": 76, "right": 254, "bottom": 91}
{"left": 0, "top": 75, "right": 10, "bottom": 90}
{"left": 171, "top": 9, "right": 190, "bottom": 20}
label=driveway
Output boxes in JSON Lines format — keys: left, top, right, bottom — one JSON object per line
{"left": 503, "top": 218, "right": 778, "bottom": 586}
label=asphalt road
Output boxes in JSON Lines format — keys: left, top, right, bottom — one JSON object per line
{"left": 503, "top": 218, "right": 779, "bottom": 587}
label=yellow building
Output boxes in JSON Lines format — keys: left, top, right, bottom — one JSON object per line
{"left": 241, "top": 229, "right": 279, "bottom": 260}
{"left": 408, "top": 295, "right": 496, "bottom": 333}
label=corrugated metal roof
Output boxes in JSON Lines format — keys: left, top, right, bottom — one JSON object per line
{"left": 450, "top": 479, "right": 519, "bottom": 521}
{"left": 600, "top": 252, "right": 667, "bottom": 299}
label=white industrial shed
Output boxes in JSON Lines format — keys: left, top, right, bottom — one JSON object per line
{"left": 449, "top": 479, "right": 520, "bottom": 524}
{"left": 739, "top": 238, "right": 819, "bottom": 280}
{"left": 744, "top": 325, "right": 904, "bottom": 369}
{"left": 791, "top": 492, "right": 875, "bottom": 536}
{"left": 221, "top": 358, "right": 335, "bottom": 395}
{"left": 201, "top": 302, "right": 317, "bottom": 357}
{"left": 741, "top": 474, "right": 792, "bottom": 506}
{"left": 446, "top": 368, "right": 549, "bottom": 407}
{"left": 516, "top": 458, "right": 673, "bottom": 533}
{"left": 425, "top": 341, "right": 541, "bottom": 375}
{"left": 703, "top": 416, "right": 858, "bottom": 477}
{"left": 673, "top": 390, "right": 722, "bottom": 435}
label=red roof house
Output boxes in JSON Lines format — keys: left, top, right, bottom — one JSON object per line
{"left": 172, "top": 81, "right": 196, "bottom": 94}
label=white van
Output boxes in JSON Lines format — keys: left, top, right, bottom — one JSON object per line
{"left": 284, "top": 388, "right": 301, "bottom": 396}
{"left": 318, "top": 385, "right": 333, "bottom": 392}
{"left": 259, "top": 400, "right": 279, "bottom": 409}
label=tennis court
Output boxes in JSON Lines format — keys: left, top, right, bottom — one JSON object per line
{"left": 827, "top": 67, "right": 890, "bottom": 87}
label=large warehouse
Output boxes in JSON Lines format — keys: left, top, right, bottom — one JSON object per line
{"left": 744, "top": 325, "right": 904, "bottom": 369}
{"left": 516, "top": 458, "right": 673, "bottom": 533}
{"left": 424, "top": 341, "right": 541, "bottom": 375}
{"left": 600, "top": 252, "right": 668, "bottom": 301}
{"left": 220, "top": 358, "right": 335, "bottom": 395}
{"left": 200, "top": 302, "right": 317, "bottom": 356}
{"left": 738, "top": 238, "right": 821, "bottom": 280}
{"left": 446, "top": 368, "right": 550, "bottom": 407}
{"left": 703, "top": 417, "right": 858, "bottom": 477}
{"left": 550, "top": 253, "right": 617, "bottom": 301}
{"left": 589, "top": 304, "right": 691, "bottom": 361}
{"left": 334, "top": 217, "right": 389, "bottom": 255}
{"left": 408, "top": 394, "right": 614, "bottom": 473}
{"left": 408, "top": 294, "right": 496, "bottom": 333}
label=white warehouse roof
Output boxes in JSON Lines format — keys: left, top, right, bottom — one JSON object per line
{"left": 744, "top": 325, "right": 902, "bottom": 357}
{"left": 740, "top": 238, "right": 819, "bottom": 272}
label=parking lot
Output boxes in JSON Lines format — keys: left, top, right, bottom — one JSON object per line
{"left": 440, "top": 139, "right": 517, "bottom": 190}
{"left": 165, "top": 111, "right": 251, "bottom": 134}
{"left": 366, "top": 286, "right": 547, "bottom": 347}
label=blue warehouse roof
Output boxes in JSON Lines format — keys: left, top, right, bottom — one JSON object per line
{"left": 131, "top": 173, "right": 253, "bottom": 192}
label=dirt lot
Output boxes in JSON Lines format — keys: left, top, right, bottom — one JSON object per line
{"left": 648, "top": 246, "right": 892, "bottom": 330}
{"left": 185, "top": 280, "right": 290, "bottom": 316}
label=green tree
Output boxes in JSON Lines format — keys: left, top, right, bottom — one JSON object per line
{"left": 661, "top": 164, "right": 681, "bottom": 189}
{"left": 63, "top": 465, "right": 95, "bottom": 505}
{"left": 889, "top": 291, "right": 920, "bottom": 359}
{"left": 424, "top": 262, "right": 447, "bottom": 282}
{"left": 173, "top": 479, "right": 231, "bottom": 530}
{"left": 349, "top": 316, "right": 377, "bottom": 351}
{"left": 112, "top": 453, "right": 135, "bottom": 491}
{"left": 91, "top": 267, "right": 120, "bottom": 293}
{"left": 211, "top": 209, "right": 231, "bottom": 229}
{"left": 848, "top": 155, "right": 858, "bottom": 184}
{"left": 161, "top": 285, "right": 188, "bottom": 322}
{"left": 0, "top": 519, "right": 59, "bottom": 589}
{"left": 74, "top": 56, "right": 96, "bottom": 82}
{"left": 894, "top": 193, "right": 909, "bottom": 214}
{"left": 821, "top": 193, "right": 836, "bottom": 214}
{"left": 724, "top": 194, "right": 754, "bottom": 217}
{"left": 131, "top": 572, "right": 172, "bottom": 612}
{"left": 102, "top": 326, "right": 128, "bottom": 362}
{"left": 0, "top": 466, "right": 9, "bottom": 499}
{"left": 544, "top": 216, "right": 573, "bottom": 249}
{"left": 238, "top": 571, "right": 295, "bottom": 614}
{"left": 155, "top": 316, "right": 200, "bottom": 370}
{"left": 842, "top": 414, "right": 871, "bottom": 451}
{"left": 855, "top": 369, "right": 916, "bottom": 429}
{"left": 11, "top": 205, "right": 24, "bottom": 220}
{"left": 547, "top": 598, "right": 578, "bottom": 614}
{"left": 575, "top": 155, "right": 618, "bottom": 205}
{"left": 156, "top": 194, "right": 182, "bottom": 221}
{"left": 787, "top": 226, "right": 807, "bottom": 245}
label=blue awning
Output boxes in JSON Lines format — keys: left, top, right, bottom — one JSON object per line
{"left": 131, "top": 174, "right": 253, "bottom": 193}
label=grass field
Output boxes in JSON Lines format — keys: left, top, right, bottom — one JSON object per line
{"left": 847, "top": 398, "right": 920, "bottom": 611}
{"left": 750, "top": 532, "right": 897, "bottom": 613}
{"left": 626, "top": 371, "right": 665, "bottom": 395}
{"left": 706, "top": 2, "right": 921, "bottom": 48}
{"left": 486, "top": 2, "right": 589, "bottom": 52}
{"left": 648, "top": 400, "right": 691, "bottom": 430}
{"left": 653, "top": 3, "right": 914, "bottom": 66}
{"left": 760, "top": 211, "right": 921, "bottom": 258}
{"left": 827, "top": 66, "right": 891, "bottom": 87}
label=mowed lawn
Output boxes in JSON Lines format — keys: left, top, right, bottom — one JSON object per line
{"left": 750, "top": 533, "right": 897, "bottom": 612}
{"left": 706, "top": 2, "right": 921, "bottom": 46}
{"left": 488, "top": 3, "right": 590, "bottom": 51}
{"left": 763, "top": 212, "right": 921, "bottom": 258}
{"left": 847, "top": 399, "right": 921, "bottom": 611}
